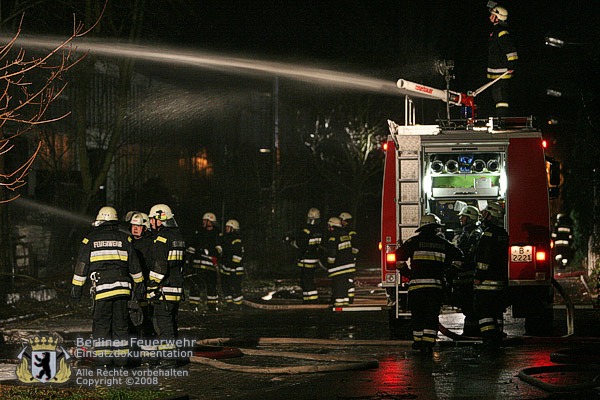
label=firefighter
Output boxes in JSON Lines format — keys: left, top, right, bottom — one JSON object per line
{"left": 487, "top": 4, "right": 518, "bottom": 121}
{"left": 450, "top": 206, "right": 483, "bottom": 337}
{"left": 70, "top": 206, "right": 144, "bottom": 367}
{"left": 187, "top": 212, "right": 221, "bottom": 310}
{"left": 217, "top": 219, "right": 245, "bottom": 307}
{"left": 129, "top": 212, "right": 154, "bottom": 338}
{"left": 552, "top": 213, "right": 573, "bottom": 269}
{"left": 146, "top": 203, "right": 186, "bottom": 368}
{"left": 395, "top": 213, "right": 463, "bottom": 354}
{"left": 286, "top": 208, "right": 323, "bottom": 303}
{"left": 339, "top": 212, "right": 358, "bottom": 303}
{"left": 324, "top": 216, "right": 356, "bottom": 306}
{"left": 473, "top": 201, "right": 509, "bottom": 351}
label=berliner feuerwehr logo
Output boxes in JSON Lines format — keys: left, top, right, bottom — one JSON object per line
{"left": 16, "top": 335, "right": 72, "bottom": 383}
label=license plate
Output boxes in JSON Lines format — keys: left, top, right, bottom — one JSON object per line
{"left": 511, "top": 245, "right": 533, "bottom": 262}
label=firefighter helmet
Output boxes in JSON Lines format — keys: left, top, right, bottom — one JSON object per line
{"left": 490, "top": 6, "right": 508, "bottom": 21}
{"left": 124, "top": 210, "right": 140, "bottom": 223}
{"left": 459, "top": 206, "right": 480, "bottom": 221}
{"left": 130, "top": 212, "right": 150, "bottom": 229}
{"left": 202, "top": 212, "right": 217, "bottom": 223}
{"left": 484, "top": 201, "right": 504, "bottom": 218}
{"left": 96, "top": 206, "right": 118, "bottom": 222}
{"left": 225, "top": 219, "right": 240, "bottom": 231}
{"left": 339, "top": 212, "right": 353, "bottom": 221}
{"left": 416, "top": 213, "right": 443, "bottom": 232}
{"left": 307, "top": 208, "right": 321, "bottom": 220}
{"left": 328, "top": 216, "right": 342, "bottom": 228}
{"left": 556, "top": 213, "right": 572, "bottom": 225}
{"left": 149, "top": 204, "right": 173, "bottom": 221}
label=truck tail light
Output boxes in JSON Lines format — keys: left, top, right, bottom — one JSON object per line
{"left": 386, "top": 252, "right": 396, "bottom": 264}
{"left": 536, "top": 250, "right": 547, "bottom": 262}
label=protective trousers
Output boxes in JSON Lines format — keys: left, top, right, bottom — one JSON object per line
{"left": 452, "top": 286, "right": 479, "bottom": 337}
{"left": 300, "top": 266, "right": 318, "bottom": 303}
{"left": 408, "top": 288, "right": 443, "bottom": 348}
{"left": 474, "top": 290, "right": 505, "bottom": 348}
{"left": 491, "top": 79, "right": 510, "bottom": 118}
{"left": 331, "top": 273, "right": 352, "bottom": 306}
{"left": 92, "top": 297, "right": 129, "bottom": 367}
{"left": 189, "top": 269, "right": 218, "bottom": 306}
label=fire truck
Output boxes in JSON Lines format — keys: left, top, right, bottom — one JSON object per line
{"left": 380, "top": 76, "right": 561, "bottom": 337}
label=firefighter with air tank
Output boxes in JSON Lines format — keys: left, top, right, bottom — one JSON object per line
{"left": 395, "top": 213, "right": 464, "bottom": 354}
{"left": 217, "top": 219, "right": 245, "bottom": 307}
{"left": 146, "top": 203, "right": 186, "bottom": 368}
{"left": 473, "top": 201, "right": 509, "bottom": 351}
{"left": 285, "top": 208, "right": 324, "bottom": 303}
{"left": 323, "top": 216, "right": 356, "bottom": 306}
{"left": 487, "top": 3, "right": 518, "bottom": 121}
{"left": 450, "top": 205, "right": 483, "bottom": 337}
{"left": 187, "top": 212, "right": 221, "bottom": 310}
{"left": 339, "top": 212, "right": 358, "bottom": 303}
{"left": 70, "top": 206, "right": 144, "bottom": 368}
{"left": 129, "top": 212, "right": 155, "bottom": 338}
{"left": 552, "top": 213, "right": 573, "bottom": 269}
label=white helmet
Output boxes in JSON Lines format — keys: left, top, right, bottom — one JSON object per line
{"left": 458, "top": 206, "right": 480, "bottom": 221}
{"left": 225, "top": 219, "right": 240, "bottom": 231}
{"left": 202, "top": 212, "right": 217, "bottom": 223}
{"left": 124, "top": 210, "right": 139, "bottom": 223}
{"left": 484, "top": 201, "right": 504, "bottom": 218}
{"left": 96, "top": 206, "right": 118, "bottom": 222}
{"left": 490, "top": 6, "right": 508, "bottom": 21}
{"left": 339, "top": 212, "right": 353, "bottom": 221}
{"left": 130, "top": 212, "right": 150, "bottom": 229}
{"left": 149, "top": 204, "right": 173, "bottom": 221}
{"left": 328, "top": 216, "right": 342, "bottom": 228}
{"left": 307, "top": 208, "right": 321, "bottom": 220}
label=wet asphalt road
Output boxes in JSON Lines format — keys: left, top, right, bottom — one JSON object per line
{"left": 2, "top": 276, "right": 600, "bottom": 399}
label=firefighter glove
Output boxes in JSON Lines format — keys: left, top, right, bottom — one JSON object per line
{"left": 145, "top": 280, "right": 160, "bottom": 299}
{"left": 128, "top": 300, "right": 144, "bottom": 327}
{"left": 133, "top": 282, "right": 146, "bottom": 301}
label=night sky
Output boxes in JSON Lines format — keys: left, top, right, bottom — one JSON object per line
{"left": 136, "top": 1, "right": 598, "bottom": 122}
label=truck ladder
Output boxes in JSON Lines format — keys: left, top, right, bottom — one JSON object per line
{"left": 394, "top": 135, "right": 421, "bottom": 319}
{"left": 396, "top": 135, "right": 421, "bottom": 243}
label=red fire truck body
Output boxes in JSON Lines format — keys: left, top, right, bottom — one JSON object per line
{"left": 381, "top": 117, "right": 556, "bottom": 330}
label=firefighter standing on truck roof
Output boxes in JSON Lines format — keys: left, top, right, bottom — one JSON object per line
{"left": 70, "top": 206, "right": 144, "bottom": 368}
{"left": 395, "top": 213, "right": 464, "bottom": 354}
{"left": 487, "top": 4, "right": 518, "bottom": 120}
{"left": 147, "top": 203, "right": 186, "bottom": 368}
{"left": 450, "top": 206, "right": 483, "bottom": 337}
{"left": 285, "top": 208, "right": 323, "bottom": 303}
{"left": 340, "top": 212, "right": 358, "bottom": 303}
{"left": 217, "top": 219, "right": 245, "bottom": 307}
{"left": 187, "top": 212, "right": 221, "bottom": 310}
{"left": 473, "top": 201, "right": 509, "bottom": 352}
{"left": 324, "top": 216, "right": 356, "bottom": 307}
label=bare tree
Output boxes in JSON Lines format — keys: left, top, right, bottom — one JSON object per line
{"left": 0, "top": 13, "right": 100, "bottom": 298}
{"left": 0, "top": 18, "right": 89, "bottom": 202}
{"left": 302, "top": 98, "right": 387, "bottom": 218}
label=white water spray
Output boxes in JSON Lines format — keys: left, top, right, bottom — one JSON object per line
{"left": 14, "top": 198, "right": 91, "bottom": 225}
{"left": 6, "top": 35, "right": 419, "bottom": 97}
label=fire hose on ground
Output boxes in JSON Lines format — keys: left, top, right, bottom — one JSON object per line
{"left": 190, "top": 338, "right": 379, "bottom": 375}
{"left": 515, "top": 277, "right": 600, "bottom": 393}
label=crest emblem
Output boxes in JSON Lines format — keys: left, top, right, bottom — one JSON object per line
{"left": 16, "top": 335, "right": 72, "bottom": 384}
